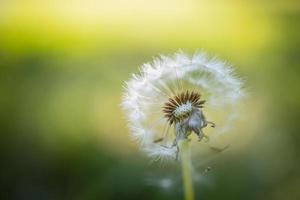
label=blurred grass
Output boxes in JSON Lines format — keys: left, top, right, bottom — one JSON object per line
{"left": 0, "top": 0, "right": 300, "bottom": 200}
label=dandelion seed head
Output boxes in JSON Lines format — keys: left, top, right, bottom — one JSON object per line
{"left": 122, "top": 50, "right": 244, "bottom": 159}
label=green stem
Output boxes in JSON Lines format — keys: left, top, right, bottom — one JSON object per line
{"left": 179, "top": 139, "right": 195, "bottom": 200}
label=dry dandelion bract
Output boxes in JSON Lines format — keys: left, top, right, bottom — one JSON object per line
{"left": 163, "top": 90, "right": 205, "bottom": 125}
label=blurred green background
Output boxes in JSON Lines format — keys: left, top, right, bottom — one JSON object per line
{"left": 0, "top": 0, "right": 299, "bottom": 199}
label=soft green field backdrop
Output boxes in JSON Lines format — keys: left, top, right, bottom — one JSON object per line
{"left": 0, "top": 0, "right": 299, "bottom": 199}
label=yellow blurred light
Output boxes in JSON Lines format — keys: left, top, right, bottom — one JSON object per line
{"left": 0, "top": 0, "right": 278, "bottom": 54}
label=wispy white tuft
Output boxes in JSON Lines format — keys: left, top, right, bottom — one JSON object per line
{"left": 122, "top": 51, "right": 244, "bottom": 160}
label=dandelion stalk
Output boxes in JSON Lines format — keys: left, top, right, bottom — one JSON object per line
{"left": 179, "top": 139, "right": 195, "bottom": 200}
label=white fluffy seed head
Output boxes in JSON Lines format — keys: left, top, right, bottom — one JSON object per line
{"left": 122, "top": 50, "right": 245, "bottom": 160}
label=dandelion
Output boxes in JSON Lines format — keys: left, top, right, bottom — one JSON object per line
{"left": 122, "top": 50, "right": 244, "bottom": 200}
